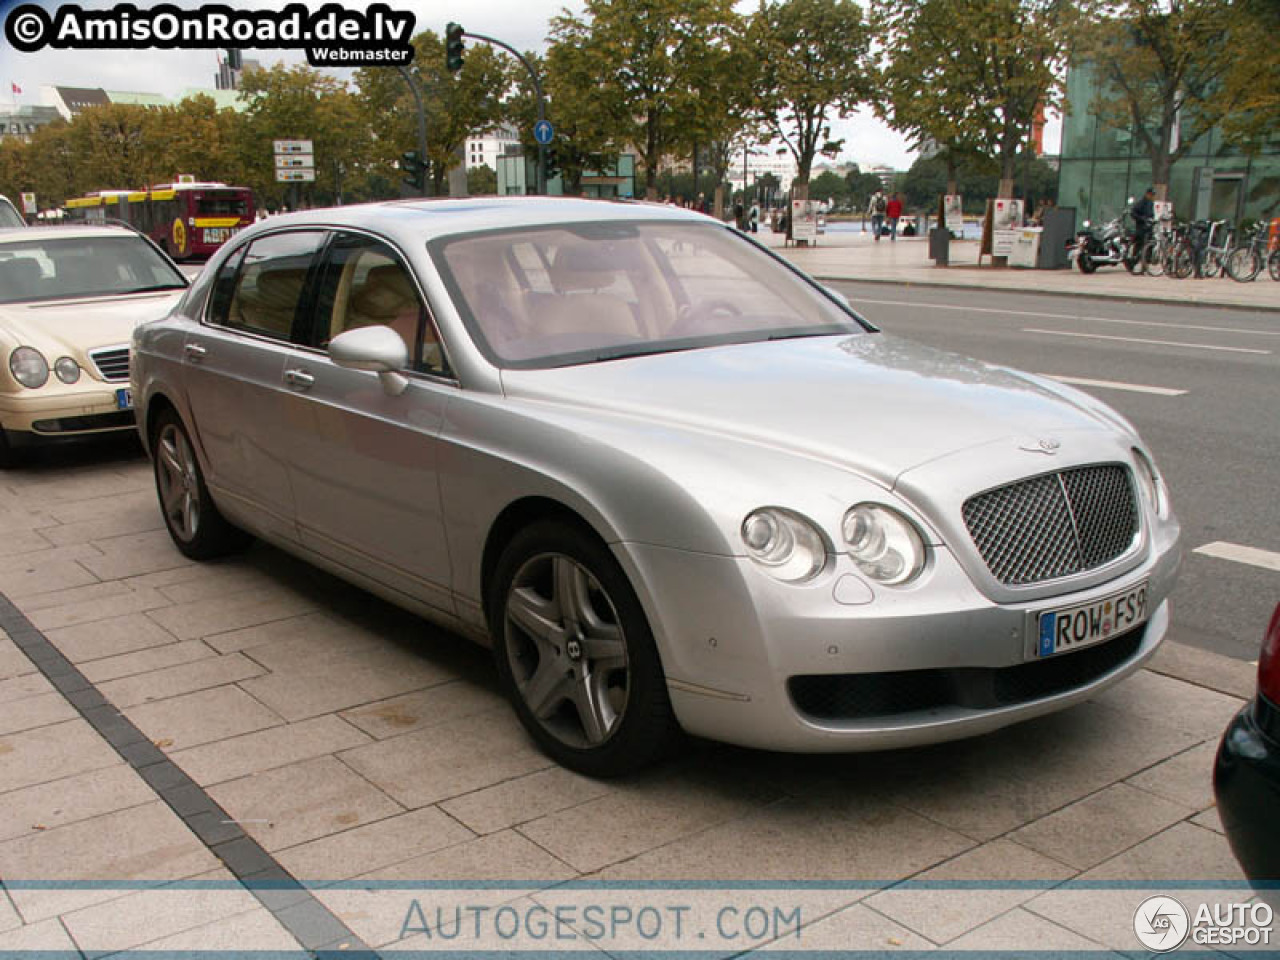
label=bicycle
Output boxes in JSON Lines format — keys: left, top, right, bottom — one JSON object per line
{"left": 1225, "top": 221, "right": 1267, "bottom": 282}
{"left": 1269, "top": 247, "right": 1280, "bottom": 282}
{"left": 1142, "top": 212, "right": 1176, "bottom": 277}
{"left": 1199, "top": 220, "right": 1232, "bottom": 279}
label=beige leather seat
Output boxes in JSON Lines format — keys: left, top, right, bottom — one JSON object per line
{"left": 523, "top": 244, "right": 639, "bottom": 339}
{"left": 346, "top": 264, "right": 422, "bottom": 358}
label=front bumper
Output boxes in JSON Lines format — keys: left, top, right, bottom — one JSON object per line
{"left": 618, "top": 518, "right": 1180, "bottom": 752}
{"left": 1214, "top": 698, "right": 1280, "bottom": 896}
{"left": 0, "top": 385, "right": 134, "bottom": 438}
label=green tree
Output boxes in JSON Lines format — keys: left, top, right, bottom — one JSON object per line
{"left": 899, "top": 151, "right": 1057, "bottom": 212}
{"left": 807, "top": 169, "right": 849, "bottom": 208}
{"left": 749, "top": 0, "right": 872, "bottom": 186}
{"left": 1215, "top": 0, "right": 1280, "bottom": 150}
{"left": 356, "top": 31, "right": 507, "bottom": 196}
{"left": 874, "top": 0, "right": 1076, "bottom": 197}
{"left": 1074, "top": 0, "right": 1264, "bottom": 200}
{"left": 844, "top": 165, "right": 886, "bottom": 213}
{"left": 550, "top": 0, "right": 740, "bottom": 197}
{"left": 467, "top": 163, "right": 498, "bottom": 195}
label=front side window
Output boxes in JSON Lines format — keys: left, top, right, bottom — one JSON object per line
{"left": 220, "top": 231, "right": 325, "bottom": 341}
{"left": 0, "top": 234, "right": 186, "bottom": 304}
{"left": 432, "top": 220, "right": 863, "bottom": 369}
{"left": 312, "top": 233, "right": 448, "bottom": 376}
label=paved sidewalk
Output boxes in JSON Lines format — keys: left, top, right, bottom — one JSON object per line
{"left": 763, "top": 224, "right": 1280, "bottom": 313}
{"left": 0, "top": 448, "right": 1267, "bottom": 957}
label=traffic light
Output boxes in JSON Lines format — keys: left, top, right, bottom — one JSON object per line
{"left": 399, "top": 150, "right": 428, "bottom": 191}
{"left": 445, "top": 23, "right": 465, "bottom": 73}
{"left": 225, "top": 48, "right": 242, "bottom": 70}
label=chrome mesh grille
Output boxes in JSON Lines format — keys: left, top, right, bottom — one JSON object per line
{"left": 88, "top": 346, "right": 130, "bottom": 383}
{"left": 962, "top": 464, "right": 1138, "bottom": 585}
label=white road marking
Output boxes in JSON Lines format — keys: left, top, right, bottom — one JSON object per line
{"left": 1194, "top": 542, "right": 1280, "bottom": 573}
{"left": 1023, "top": 328, "right": 1271, "bottom": 355}
{"left": 1038, "top": 374, "right": 1187, "bottom": 396}
{"left": 852, "top": 297, "right": 1278, "bottom": 338}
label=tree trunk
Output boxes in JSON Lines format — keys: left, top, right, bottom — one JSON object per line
{"left": 997, "top": 177, "right": 1015, "bottom": 198}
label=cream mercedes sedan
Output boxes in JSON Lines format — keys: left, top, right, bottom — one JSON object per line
{"left": 0, "top": 225, "right": 187, "bottom": 467}
{"left": 132, "top": 198, "right": 1181, "bottom": 776}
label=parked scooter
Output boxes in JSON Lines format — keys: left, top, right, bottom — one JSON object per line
{"left": 1069, "top": 212, "right": 1141, "bottom": 274}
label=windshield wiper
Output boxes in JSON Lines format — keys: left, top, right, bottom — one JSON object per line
{"left": 124, "top": 283, "right": 187, "bottom": 293}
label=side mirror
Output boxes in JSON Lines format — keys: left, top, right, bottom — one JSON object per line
{"left": 328, "top": 325, "right": 410, "bottom": 397}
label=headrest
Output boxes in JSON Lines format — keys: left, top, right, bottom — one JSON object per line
{"left": 352, "top": 264, "right": 417, "bottom": 320}
{"left": 551, "top": 244, "right": 617, "bottom": 293}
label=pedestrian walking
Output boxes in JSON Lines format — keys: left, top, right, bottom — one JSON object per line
{"left": 749, "top": 201, "right": 759, "bottom": 233}
{"left": 868, "top": 190, "right": 886, "bottom": 241}
{"left": 886, "top": 193, "right": 903, "bottom": 241}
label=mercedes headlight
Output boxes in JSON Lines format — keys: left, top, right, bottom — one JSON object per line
{"left": 741, "top": 508, "right": 827, "bottom": 582}
{"left": 842, "top": 504, "right": 927, "bottom": 585}
{"left": 54, "top": 356, "right": 80, "bottom": 384}
{"left": 9, "top": 347, "right": 49, "bottom": 389}
{"left": 1132, "top": 448, "right": 1168, "bottom": 518}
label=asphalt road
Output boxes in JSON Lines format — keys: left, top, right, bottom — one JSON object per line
{"left": 832, "top": 280, "right": 1280, "bottom": 664}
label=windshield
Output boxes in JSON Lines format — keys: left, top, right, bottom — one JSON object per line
{"left": 432, "top": 220, "right": 864, "bottom": 368}
{"left": 0, "top": 234, "right": 187, "bottom": 304}
{"left": 196, "top": 191, "right": 249, "bottom": 217}
{"left": 0, "top": 198, "right": 25, "bottom": 230}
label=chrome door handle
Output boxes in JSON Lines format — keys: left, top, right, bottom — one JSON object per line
{"left": 183, "top": 343, "right": 207, "bottom": 363}
{"left": 283, "top": 368, "right": 315, "bottom": 391}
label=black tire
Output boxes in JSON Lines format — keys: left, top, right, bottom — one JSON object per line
{"left": 1269, "top": 250, "right": 1280, "bottom": 282}
{"left": 1226, "top": 247, "right": 1261, "bottom": 283}
{"left": 0, "top": 430, "right": 20, "bottom": 470}
{"left": 1142, "top": 240, "right": 1165, "bottom": 278}
{"left": 1170, "top": 243, "right": 1195, "bottom": 279}
{"left": 488, "top": 519, "right": 680, "bottom": 777}
{"left": 1077, "top": 252, "right": 1097, "bottom": 274}
{"left": 150, "top": 408, "right": 252, "bottom": 560}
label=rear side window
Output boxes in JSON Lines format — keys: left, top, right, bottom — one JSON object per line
{"left": 216, "top": 231, "right": 325, "bottom": 341}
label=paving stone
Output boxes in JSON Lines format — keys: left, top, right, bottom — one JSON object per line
{"left": 77, "top": 529, "right": 194, "bottom": 580}
{"left": 0, "top": 635, "right": 34, "bottom": 680}
{"left": 41, "top": 503, "right": 164, "bottom": 550}
{"left": 204, "top": 610, "right": 346, "bottom": 654}
{"left": 1092, "top": 669, "right": 1246, "bottom": 740}
{"left": 340, "top": 708, "right": 550, "bottom": 808}
{"left": 147, "top": 588, "right": 315, "bottom": 641}
{"left": 755, "top": 902, "right": 933, "bottom": 952}
{"left": 945, "top": 907, "right": 1114, "bottom": 951}
{"left": 441, "top": 766, "right": 614, "bottom": 835}
{"left": 0, "top": 917, "right": 81, "bottom": 952}
{"left": 1127, "top": 740, "right": 1220, "bottom": 811}
{"left": 0, "top": 801, "right": 220, "bottom": 922}
{"left": 0, "top": 718, "right": 121, "bottom": 794}
{"left": 80, "top": 639, "right": 215, "bottom": 684}
{"left": 107, "top": 905, "right": 300, "bottom": 955}
{"left": 0, "top": 555, "right": 99, "bottom": 599}
{"left": 0, "top": 889, "right": 17, "bottom": 932}
{"left": 0, "top": 671, "right": 55, "bottom": 705}
{"left": 125, "top": 685, "right": 282, "bottom": 751}
{"left": 238, "top": 630, "right": 456, "bottom": 722}
{"left": 1009, "top": 782, "right": 1193, "bottom": 870}
{"left": 589, "top": 788, "right": 972, "bottom": 881}
{"left": 0, "top": 527, "right": 52, "bottom": 558}
{"left": 274, "top": 896, "right": 357, "bottom": 950}
{"left": 18, "top": 580, "right": 134, "bottom": 612}
{"left": 0, "top": 691, "right": 79, "bottom": 735}
{"left": 45, "top": 613, "right": 179, "bottom": 664}
{"left": 864, "top": 839, "right": 1077, "bottom": 945}
{"left": 1192, "top": 806, "right": 1224, "bottom": 835}
{"left": 27, "top": 585, "right": 173, "bottom": 632}
{"left": 44, "top": 490, "right": 158, "bottom": 527}
{"left": 158, "top": 567, "right": 306, "bottom": 605}
{"left": 340, "top": 681, "right": 506, "bottom": 740}
{"left": 96, "top": 652, "right": 264, "bottom": 708}
{"left": 1151, "top": 640, "right": 1258, "bottom": 701}
{"left": 172, "top": 714, "right": 372, "bottom": 786}
{"left": 276, "top": 806, "right": 474, "bottom": 882}
{"left": 208, "top": 756, "right": 402, "bottom": 852}
{"left": 62, "top": 869, "right": 259, "bottom": 958}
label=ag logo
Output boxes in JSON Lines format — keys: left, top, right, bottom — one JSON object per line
{"left": 1134, "top": 895, "right": 1190, "bottom": 951}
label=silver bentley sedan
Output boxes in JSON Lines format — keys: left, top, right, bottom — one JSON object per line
{"left": 132, "top": 197, "right": 1181, "bottom": 776}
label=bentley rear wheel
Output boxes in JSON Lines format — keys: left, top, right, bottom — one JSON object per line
{"left": 490, "top": 520, "right": 679, "bottom": 776}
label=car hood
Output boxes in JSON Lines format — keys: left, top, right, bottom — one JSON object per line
{"left": 500, "top": 333, "right": 1132, "bottom": 487}
{"left": 0, "top": 291, "right": 181, "bottom": 359}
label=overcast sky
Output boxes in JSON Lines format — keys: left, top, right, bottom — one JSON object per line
{"left": 0, "top": 0, "right": 1062, "bottom": 170}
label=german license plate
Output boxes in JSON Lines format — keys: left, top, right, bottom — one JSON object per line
{"left": 115, "top": 388, "right": 133, "bottom": 410}
{"left": 1037, "top": 582, "right": 1148, "bottom": 658}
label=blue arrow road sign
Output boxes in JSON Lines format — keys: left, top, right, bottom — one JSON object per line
{"left": 533, "top": 120, "right": 554, "bottom": 145}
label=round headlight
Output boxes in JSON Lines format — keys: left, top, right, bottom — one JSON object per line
{"left": 741, "top": 508, "right": 826, "bottom": 583}
{"left": 54, "top": 357, "right": 80, "bottom": 384}
{"left": 9, "top": 347, "right": 49, "bottom": 389}
{"left": 842, "top": 504, "right": 926, "bottom": 585}
{"left": 1132, "top": 448, "right": 1167, "bottom": 518}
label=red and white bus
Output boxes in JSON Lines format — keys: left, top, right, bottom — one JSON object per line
{"left": 66, "top": 178, "right": 254, "bottom": 260}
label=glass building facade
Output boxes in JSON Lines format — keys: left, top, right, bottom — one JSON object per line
{"left": 1058, "top": 64, "right": 1280, "bottom": 228}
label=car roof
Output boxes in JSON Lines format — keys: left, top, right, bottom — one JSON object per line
{"left": 0, "top": 224, "right": 142, "bottom": 244}
{"left": 249, "top": 196, "right": 714, "bottom": 243}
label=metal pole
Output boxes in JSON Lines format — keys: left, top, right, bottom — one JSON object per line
{"left": 463, "top": 31, "right": 547, "bottom": 195}
{"left": 396, "top": 64, "right": 429, "bottom": 197}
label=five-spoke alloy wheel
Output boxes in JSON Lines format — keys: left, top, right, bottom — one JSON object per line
{"left": 491, "top": 521, "right": 678, "bottom": 776}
